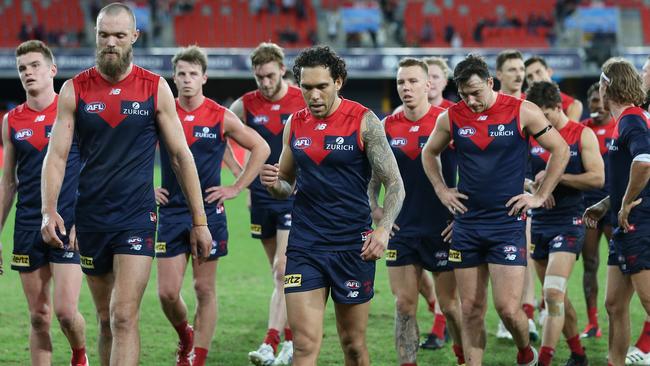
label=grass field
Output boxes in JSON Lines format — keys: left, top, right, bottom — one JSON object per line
{"left": 0, "top": 170, "right": 646, "bottom": 365}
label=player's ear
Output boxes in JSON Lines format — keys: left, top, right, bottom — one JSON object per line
{"left": 132, "top": 28, "right": 140, "bottom": 44}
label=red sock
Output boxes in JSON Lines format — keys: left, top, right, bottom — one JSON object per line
{"left": 587, "top": 307, "right": 599, "bottom": 327}
{"left": 71, "top": 347, "right": 86, "bottom": 364}
{"left": 538, "top": 346, "right": 555, "bottom": 366}
{"left": 567, "top": 334, "right": 585, "bottom": 355}
{"left": 264, "top": 328, "right": 281, "bottom": 353}
{"left": 284, "top": 327, "right": 293, "bottom": 342}
{"left": 174, "top": 320, "right": 192, "bottom": 343}
{"left": 636, "top": 321, "right": 650, "bottom": 353}
{"left": 453, "top": 344, "right": 465, "bottom": 364}
{"left": 517, "top": 345, "right": 535, "bottom": 365}
{"left": 431, "top": 314, "right": 446, "bottom": 339}
{"left": 428, "top": 300, "right": 436, "bottom": 313}
{"left": 193, "top": 347, "right": 208, "bottom": 366}
{"left": 522, "top": 303, "right": 535, "bottom": 320}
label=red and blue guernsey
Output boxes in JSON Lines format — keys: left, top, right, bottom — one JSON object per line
{"left": 448, "top": 93, "right": 528, "bottom": 227}
{"left": 438, "top": 99, "right": 455, "bottom": 109}
{"left": 582, "top": 117, "right": 616, "bottom": 207}
{"left": 159, "top": 98, "right": 227, "bottom": 224}
{"left": 289, "top": 98, "right": 371, "bottom": 250}
{"left": 72, "top": 66, "right": 159, "bottom": 231}
{"left": 608, "top": 107, "right": 650, "bottom": 233}
{"left": 243, "top": 86, "right": 305, "bottom": 207}
{"left": 529, "top": 121, "right": 586, "bottom": 226}
{"left": 7, "top": 96, "right": 80, "bottom": 229}
{"left": 561, "top": 92, "right": 575, "bottom": 113}
{"left": 385, "top": 106, "right": 456, "bottom": 237}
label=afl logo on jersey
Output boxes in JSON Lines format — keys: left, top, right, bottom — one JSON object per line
{"left": 530, "top": 146, "right": 545, "bottom": 156}
{"left": 458, "top": 127, "right": 476, "bottom": 137}
{"left": 15, "top": 128, "right": 33, "bottom": 140}
{"left": 253, "top": 115, "right": 269, "bottom": 125}
{"left": 293, "top": 137, "right": 312, "bottom": 149}
{"left": 85, "top": 102, "right": 105, "bottom": 113}
{"left": 390, "top": 137, "right": 407, "bottom": 147}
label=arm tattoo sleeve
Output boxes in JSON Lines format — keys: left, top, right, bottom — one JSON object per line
{"left": 362, "top": 112, "right": 404, "bottom": 231}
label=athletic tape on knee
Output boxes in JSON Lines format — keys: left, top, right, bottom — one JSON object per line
{"left": 543, "top": 275, "right": 567, "bottom": 293}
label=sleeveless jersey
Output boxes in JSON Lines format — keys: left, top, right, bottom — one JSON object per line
{"left": 7, "top": 96, "right": 80, "bottom": 229}
{"left": 289, "top": 98, "right": 371, "bottom": 250}
{"left": 448, "top": 93, "right": 528, "bottom": 228}
{"left": 582, "top": 117, "right": 616, "bottom": 205}
{"left": 243, "top": 86, "right": 305, "bottom": 207}
{"left": 159, "top": 98, "right": 227, "bottom": 224}
{"left": 608, "top": 107, "right": 650, "bottom": 233}
{"left": 529, "top": 120, "right": 586, "bottom": 226}
{"left": 561, "top": 92, "right": 575, "bottom": 113}
{"left": 437, "top": 99, "right": 455, "bottom": 109}
{"left": 385, "top": 106, "right": 456, "bottom": 237}
{"left": 72, "top": 65, "right": 160, "bottom": 232}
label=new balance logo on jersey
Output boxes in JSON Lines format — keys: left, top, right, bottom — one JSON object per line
{"left": 34, "top": 115, "right": 45, "bottom": 122}
{"left": 121, "top": 101, "right": 150, "bottom": 116}
{"left": 14, "top": 129, "right": 33, "bottom": 140}
{"left": 325, "top": 136, "right": 354, "bottom": 151}
{"left": 477, "top": 115, "right": 488, "bottom": 121}
{"left": 194, "top": 126, "right": 218, "bottom": 139}
{"left": 409, "top": 125, "right": 420, "bottom": 132}
{"left": 271, "top": 104, "right": 280, "bottom": 111}
{"left": 597, "top": 129, "right": 606, "bottom": 135}
{"left": 184, "top": 115, "right": 195, "bottom": 122}
{"left": 109, "top": 88, "right": 121, "bottom": 95}
{"left": 315, "top": 123, "right": 327, "bottom": 131}
{"left": 489, "top": 124, "right": 514, "bottom": 137}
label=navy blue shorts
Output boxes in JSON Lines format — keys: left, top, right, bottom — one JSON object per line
{"left": 156, "top": 221, "right": 228, "bottom": 260}
{"left": 11, "top": 230, "right": 79, "bottom": 272}
{"left": 608, "top": 228, "right": 650, "bottom": 275}
{"left": 284, "top": 246, "right": 375, "bottom": 304}
{"left": 530, "top": 224, "right": 585, "bottom": 261}
{"left": 250, "top": 205, "right": 292, "bottom": 239}
{"left": 450, "top": 224, "right": 527, "bottom": 268}
{"left": 77, "top": 229, "right": 155, "bottom": 275}
{"left": 386, "top": 235, "right": 452, "bottom": 272}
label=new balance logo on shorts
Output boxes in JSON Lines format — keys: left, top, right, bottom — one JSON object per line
{"left": 284, "top": 274, "right": 302, "bottom": 288}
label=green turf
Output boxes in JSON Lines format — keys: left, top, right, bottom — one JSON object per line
{"left": 0, "top": 170, "right": 646, "bottom": 365}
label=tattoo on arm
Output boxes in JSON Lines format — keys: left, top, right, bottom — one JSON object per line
{"left": 362, "top": 112, "right": 404, "bottom": 231}
{"left": 395, "top": 312, "right": 419, "bottom": 363}
{"left": 367, "top": 172, "right": 382, "bottom": 210}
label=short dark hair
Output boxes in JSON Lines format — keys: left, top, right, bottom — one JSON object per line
{"left": 587, "top": 82, "right": 600, "bottom": 98}
{"left": 526, "top": 81, "right": 562, "bottom": 109}
{"left": 250, "top": 42, "right": 285, "bottom": 67}
{"left": 524, "top": 55, "right": 548, "bottom": 69}
{"left": 398, "top": 57, "right": 428, "bottom": 75}
{"left": 15, "top": 40, "right": 55, "bottom": 64}
{"left": 453, "top": 54, "right": 490, "bottom": 86}
{"left": 172, "top": 45, "right": 207, "bottom": 74}
{"left": 293, "top": 45, "right": 347, "bottom": 86}
{"left": 496, "top": 49, "right": 523, "bottom": 71}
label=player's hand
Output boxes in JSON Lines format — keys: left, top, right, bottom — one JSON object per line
{"left": 436, "top": 187, "right": 468, "bottom": 215}
{"left": 506, "top": 193, "right": 544, "bottom": 217}
{"left": 190, "top": 225, "right": 213, "bottom": 264}
{"left": 533, "top": 170, "right": 546, "bottom": 190}
{"left": 204, "top": 185, "right": 242, "bottom": 205}
{"left": 260, "top": 163, "right": 280, "bottom": 188}
{"left": 155, "top": 187, "right": 170, "bottom": 205}
{"left": 69, "top": 225, "right": 78, "bottom": 251}
{"left": 542, "top": 193, "right": 556, "bottom": 210}
{"left": 583, "top": 201, "right": 608, "bottom": 228}
{"left": 41, "top": 210, "right": 66, "bottom": 249}
{"left": 0, "top": 241, "right": 4, "bottom": 275}
{"left": 361, "top": 227, "right": 389, "bottom": 261}
{"left": 618, "top": 198, "right": 642, "bottom": 232}
{"left": 442, "top": 221, "right": 453, "bottom": 243}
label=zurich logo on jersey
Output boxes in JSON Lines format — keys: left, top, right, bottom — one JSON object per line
{"left": 458, "top": 127, "right": 476, "bottom": 137}
{"left": 15, "top": 128, "right": 33, "bottom": 140}
{"left": 325, "top": 135, "right": 354, "bottom": 151}
{"left": 85, "top": 102, "right": 105, "bottom": 113}
{"left": 293, "top": 137, "right": 312, "bottom": 149}
{"left": 121, "top": 100, "right": 150, "bottom": 116}
{"left": 390, "top": 137, "right": 407, "bottom": 147}
{"left": 194, "top": 126, "right": 218, "bottom": 139}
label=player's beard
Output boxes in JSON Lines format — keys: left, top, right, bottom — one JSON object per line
{"left": 96, "top": 45, "right": 132, "bottom": 79}
{"left": 262, "top": 79, "right": 282, "bottom": 99}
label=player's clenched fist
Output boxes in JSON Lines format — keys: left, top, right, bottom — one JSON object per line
{"left": 260, "top": 163, "right": 280, "bottom": 188}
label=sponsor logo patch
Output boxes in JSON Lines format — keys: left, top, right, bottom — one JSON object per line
{"left": 80, "top": 256, "right": 94, "bottom": 269}
{"left": 385, "top": 249, "right": 397, "bottom": 261}
{"left": 14, "top": 129, "right": 33, "bottom": 140}
{"left": 345, "top": 280, "right": 360, "bottom": 289}
{"left": 293, "top": 137, "right": 311, "bottom": 149}
{"left": 11, "top": 254, "right": 30, "bottom": 267}
{"left": 448, "top": 249, "right": 462, "bottom": 262}
{"left": 284, "top": 274, "right": 302, "bottom": 288}
{"left": 155, "top": 242, "right": 167, "bottom": 254}
{"left": 458, "top": 127, "right": 476, "bottom": 137}
{"left": 85, "top": 102, "right": 105, "bottom": 113}
{"left": 250, "top": 224, "right": 262, "bottom": 235}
